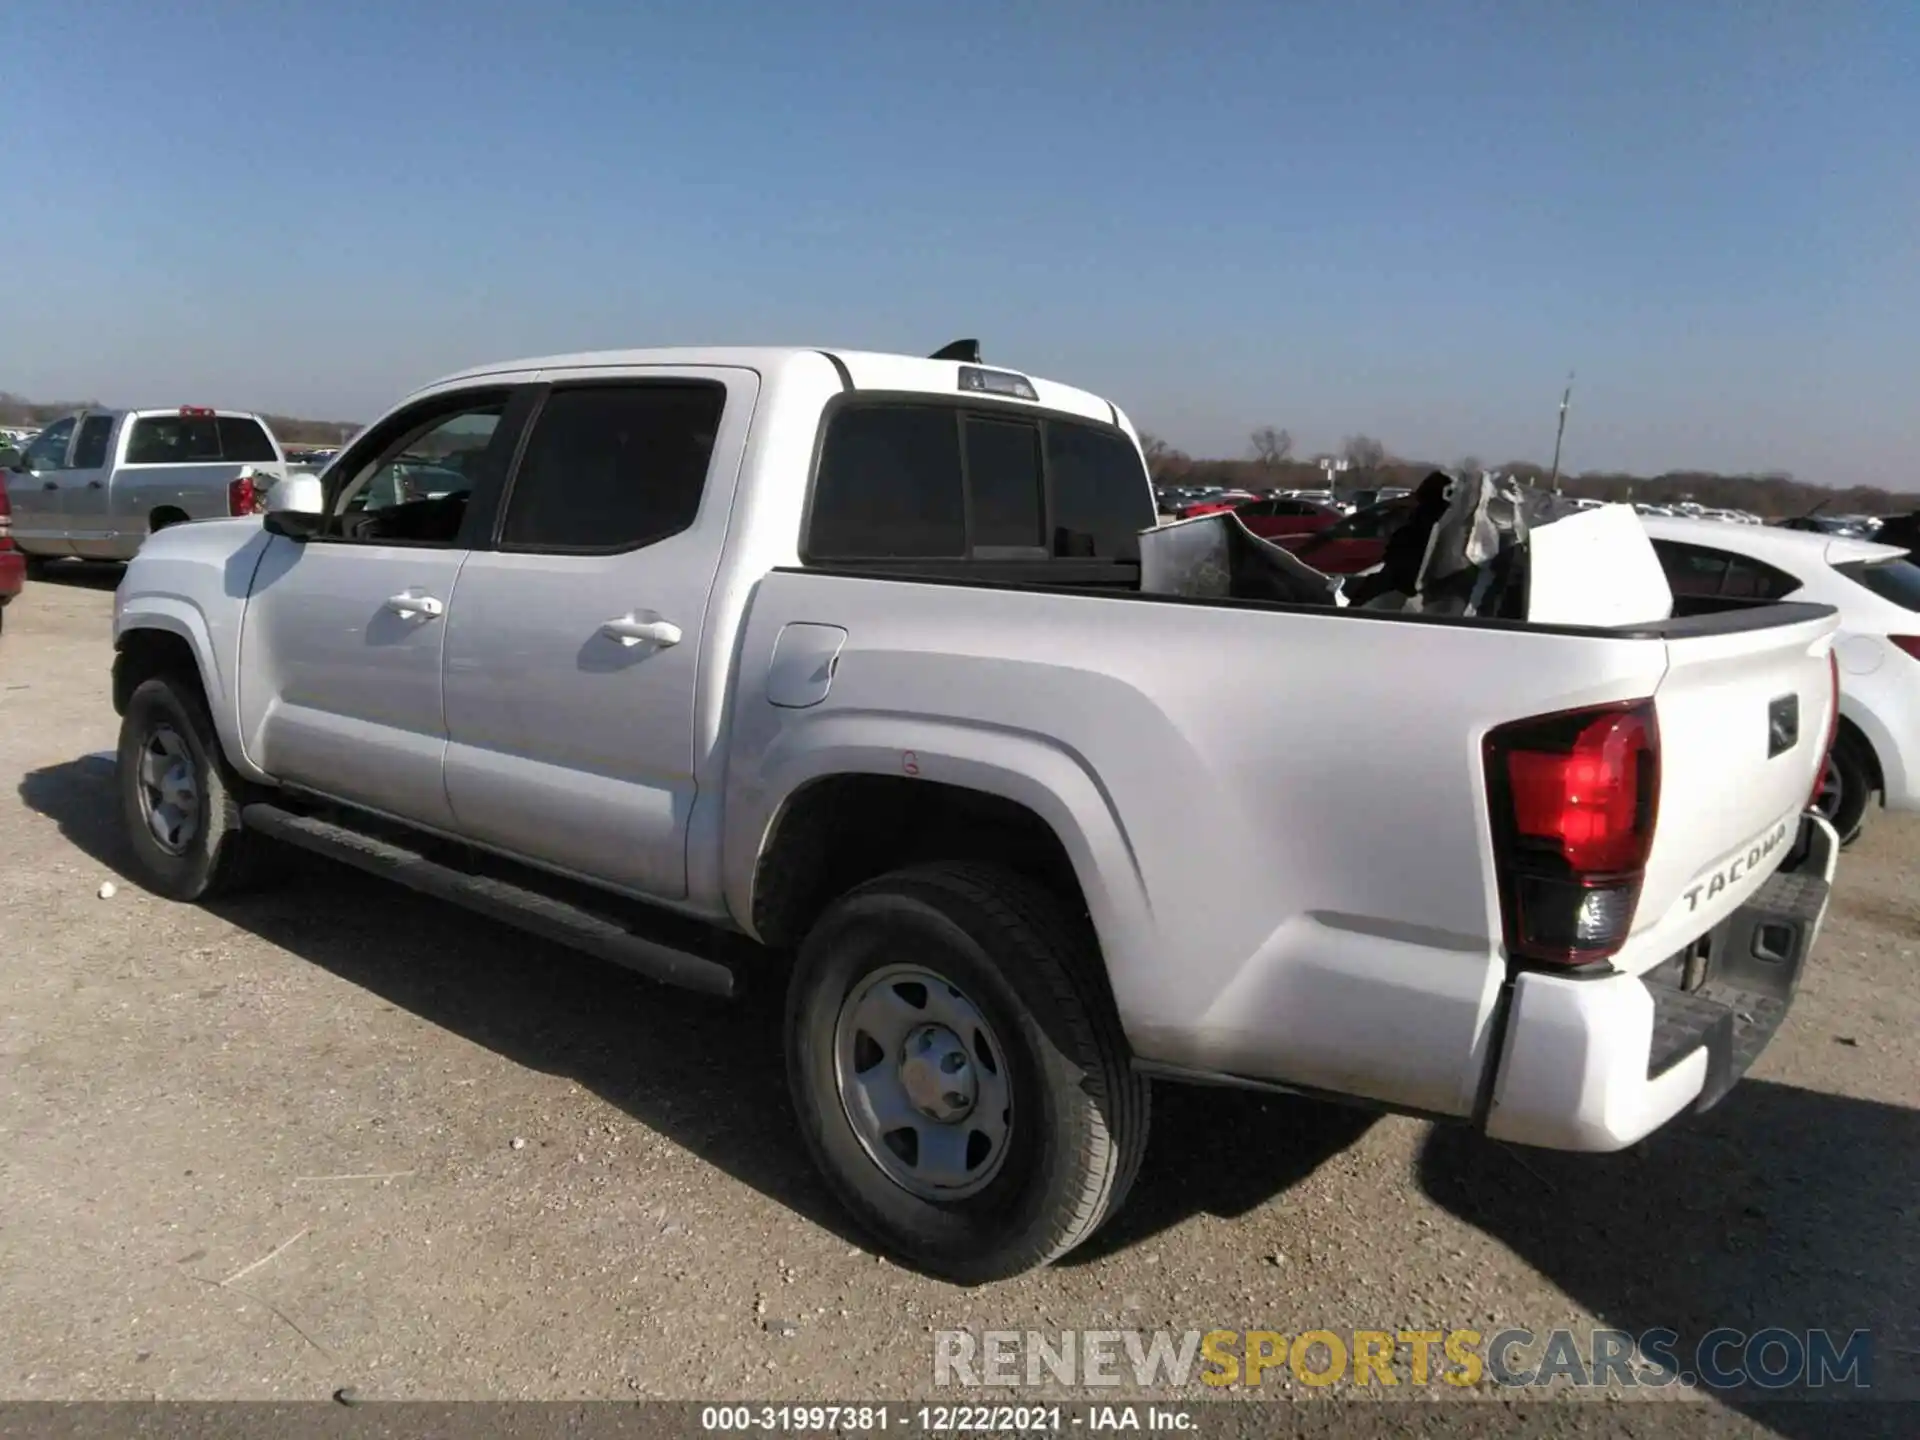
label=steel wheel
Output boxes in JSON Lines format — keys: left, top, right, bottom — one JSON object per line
{"left": 136, "top": 723, "right": 201, "bottom": 855}
{"left": 833, "top": 964, "right": 1013, "bottom": 1201}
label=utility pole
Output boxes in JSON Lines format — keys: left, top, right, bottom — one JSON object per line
{"left": 1547, "top": 372, "right": 1574, "bottom": 495}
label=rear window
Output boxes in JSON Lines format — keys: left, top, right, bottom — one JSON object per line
{"left": 808, "top": 406, "right": 966, "bottom": 559}
{"left": 1836, "top": 557, "right": 1920, "bottom": 611}
{"left": 124, "top": 414, "right": 276, "bottom": 465}
{"left": 1652, "top": 540, "right": 1801, "bottom": 600}
{"left": 965, "top": 418, "right": 1045, "bottom": 551}
{"left": 807, "top": 402, "right": 1152, "bottom": 563}
{"left": 217, "top": 416, "right": 279, "bottom": 462}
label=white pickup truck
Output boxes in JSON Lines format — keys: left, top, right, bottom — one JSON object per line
{"left": 109, "top": 344, "right": 1843, "bottom": 1281}
{"left": 7, "top": 406, "right": 286, "bottom": 562}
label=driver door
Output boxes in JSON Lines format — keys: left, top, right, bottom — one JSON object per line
{"left": 9, "top": 416, "right": 78, "bottom": 556}
{"left": 235, "top": 384, "right": 539, "bottom": 831}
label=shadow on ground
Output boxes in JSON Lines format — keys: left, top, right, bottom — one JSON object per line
{"left": 1063, "top": 1088, "right": 1375, "bottom": 1264}
{"left": 20, "top": 754, "right": 1364, "bottom": 1277}
{"left": 1418, "top": 1081, "right": 1918, "bottom": 1435}
{"left": 23, "top": 558, "right": 124, "bottom": 591}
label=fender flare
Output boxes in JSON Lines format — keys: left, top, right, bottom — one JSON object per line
{"left": 114, "top": 597, "right": 266, "bottom": 783}
{"left": 724, "top": 711, "right": 1156, "bottom": 1008}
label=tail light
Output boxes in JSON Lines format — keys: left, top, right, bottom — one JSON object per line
{"left": 1807, "top": 649, "right": 1841, "bottom": 809}
{"left": 227, "top": 472, "right": 264, "bottom": 516}
{"left": 1890, "top": 636, "right": 1920, "bottom": 662}
{"left": 0, "top": 473, "right": 13, "bottom": 550}
{"left": 1485, "top": 700, "right": 1661, "bottom": 968}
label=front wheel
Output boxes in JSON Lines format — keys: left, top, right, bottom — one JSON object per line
{"left": 117, "top": 674, "right": 275, "bottom": 901}
{"left": 786, "top": 862, "right": 1149, "bottom": 1283}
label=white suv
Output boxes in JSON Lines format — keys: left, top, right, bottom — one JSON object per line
{"left": 1644, "top": 516, "right": 1920, "bottom": 843}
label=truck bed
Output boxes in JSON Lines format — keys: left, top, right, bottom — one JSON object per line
{"left": 727, "top": 564, "right": 1838, "bottom": 1119}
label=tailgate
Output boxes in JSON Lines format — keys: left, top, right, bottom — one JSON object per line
{"left": 1623, "top": 604, "right": 1840, "bottom": 971}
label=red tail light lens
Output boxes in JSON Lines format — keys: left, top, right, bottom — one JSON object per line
{"left": 1807, "top": 649, "right": 1841, "bottom": 809}
{"left": 1890, "top": 636, "right": 1920, "bottom": 662}
{"left": 227, "top": 474, "right": 261, "bottom": 516}
{"left": 0, "top": 473, "right": 12, "bottom": 549}
{"left": 1485, "top": 700, "right": 1660, "bottom": 968}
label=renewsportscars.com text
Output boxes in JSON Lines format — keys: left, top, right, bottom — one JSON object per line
{"left": 933, "top": 1327, "right": 1873, "bottom": 1392}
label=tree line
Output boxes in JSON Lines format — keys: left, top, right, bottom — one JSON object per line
{"left": 1144, "top": 429, "right": 1920, "bottom": 520}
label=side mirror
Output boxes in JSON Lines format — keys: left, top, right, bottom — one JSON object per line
{"left": 262, "top": 472, "right": 327, "bottom": 540}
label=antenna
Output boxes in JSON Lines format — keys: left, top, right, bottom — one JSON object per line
{"left": 1547, "top": 371, "right": 1574, "bottom": 495}
{"left": 929, "top": 339, "right": 981, "bottom": 363}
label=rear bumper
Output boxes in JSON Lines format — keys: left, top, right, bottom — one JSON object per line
{"left": 1483, "top": 813, "right": 1838, "bottom": 1151}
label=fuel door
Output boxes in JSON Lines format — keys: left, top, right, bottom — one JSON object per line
{"left": 765, "top": 623, "right": 847, "bottom": 709}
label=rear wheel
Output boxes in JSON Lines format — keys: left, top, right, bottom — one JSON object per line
{"left": 1814, "top": 731, "right": 1874, "bottom": 847}
{"left": 118, "top": 673, "right": 277, "bottom": 901}
{"left": 786, "top": 862, "right": 1148, "bottom": 1283}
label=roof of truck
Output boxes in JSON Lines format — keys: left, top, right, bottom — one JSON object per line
{"left": 1639, "top": 514, "right": 1906, "bottom": 570}
{"left": 415, "top": 346, "right": 1130, "bottom": 429}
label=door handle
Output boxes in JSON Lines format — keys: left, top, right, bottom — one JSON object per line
{"left": 384, "top": 592, "right": 445, "bottom": 618}
{"left": 600, "top": 615, "right": 682, "bottom": 648}
{"left": 42, "top": 481, "right": 58, "bottom": 490}
{"left": 86, "top": 479, "right": 103, "bottom": 489}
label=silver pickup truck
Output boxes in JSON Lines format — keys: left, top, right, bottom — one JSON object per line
{"left": 6, "top": 406, "right": 287, "bottom": 562}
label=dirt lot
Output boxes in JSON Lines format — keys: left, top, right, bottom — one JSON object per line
{"left": 1, "top": 567, "right": 1915, "bottom": 1429}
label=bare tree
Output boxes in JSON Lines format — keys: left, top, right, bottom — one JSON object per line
{"left": 1137, "top": 432, "right": 1189, "bottom": 484}
{"left": 1342, "top": 434, "right": 1388, "bottom": 478}
{"left": 1249, "top": 425, "right": 1293, "bottom": 468}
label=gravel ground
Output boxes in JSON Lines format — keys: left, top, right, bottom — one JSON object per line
{"left": 1, "top": 565, "right": 1914, "bottom": 1435}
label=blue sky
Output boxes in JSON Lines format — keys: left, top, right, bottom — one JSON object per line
{"left": 8, "top": 1, "right": 1915, "bottom": 483}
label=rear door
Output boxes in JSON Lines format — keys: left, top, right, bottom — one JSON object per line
{"left": 10, "top": 416, "right": 78, "bottom": 556}
{"left": 440, "top": 368, "right": 757, "bottom": 899}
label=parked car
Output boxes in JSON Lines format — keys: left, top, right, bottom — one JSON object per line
{"left": 5, "top": 406, "right": 288, "bottom": 562}
{"left": 1272, "top": 495, "right": 1416, "bottom": 572}
{"left": 1173, "top": 489, "right": 1258, "bottom": 520}
{"left": 0, "top": 463, "right": 24, "bottom": 630}
{"left": 1228, "top": 496, "right": 1345, "bottom": 541}
{"left": 1644, "top": 516, "right": 1920, "bottom": 845}
{"left": 111, "top": 343, "right": 1842, "bottom": 1281}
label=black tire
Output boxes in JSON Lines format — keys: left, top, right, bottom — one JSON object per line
{"left": 786, "top": 862, "right": 1149, "bottom": 1283}
{"left": 1817, "top": 731, "right": 1874, "bottom": 848}
{"left": 118, "top": 673, "right": 276, "bottom": 901}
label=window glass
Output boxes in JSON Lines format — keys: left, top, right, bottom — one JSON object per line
{"left": 500, "top": 383, "right": 724, "bottom": 551}
{"left": 1652, "top": 541, "right": 1732, "bottom": 597}
{"left": 24, "top": 417, "right": 76, "bottom": 470}
{"left": 125, "top": 415, "right": 222, "bottom": 464}
{"left": 217, "top": 416, "right": 280, "bottom": 463}
{"left": 1721, "top": 555, "right": 1801, "bottom": 600}
{"left": 809, "top": 405, "right": 965, "bottom": 559}
{"left": 964, "top": 418, "right": 1044, "bottom": 549}
{"left": 71, "top": 415, "right": 115, "bottom": 469}
{"left": 329, "top": 396, "right": 506, "bottom": 545}
{"left": 1045, "top": 420, "right": 1154, "bottom": 560}
{"left": 1837, "top": 558, "right": 1920, "bottom": 612}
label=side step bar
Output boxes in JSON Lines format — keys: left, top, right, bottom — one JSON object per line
{"left": 240, "top": 804, "right": 737, "bottom": 998}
